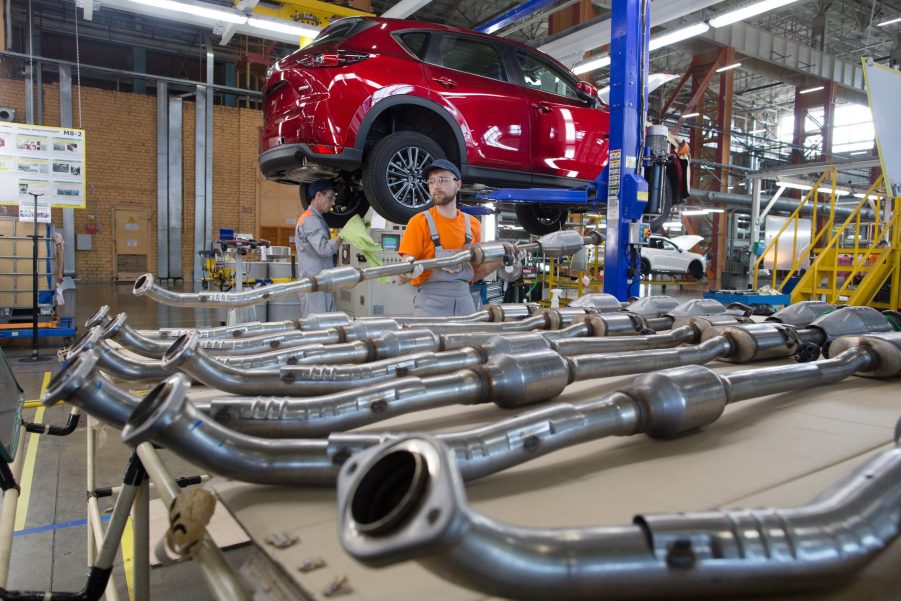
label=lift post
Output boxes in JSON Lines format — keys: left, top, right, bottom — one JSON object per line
{"left": 477, "top": 0, "right": 651, "bottom": 300}
{"left": 603, "top": 0, "right": 650, "bottom": 300}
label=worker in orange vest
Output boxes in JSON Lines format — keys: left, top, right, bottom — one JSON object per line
{"left": 295, "top": 180, "right": 343, "bottom": 316}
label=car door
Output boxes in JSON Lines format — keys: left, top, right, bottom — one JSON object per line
{"left": 658, "top": 238, "right": 686, "bottom": 272}
{"left": 512, "top": 50, "right": 610, "bottom": 184}
{"left": 423, "top": 33, "right": 530, "bottom": 172}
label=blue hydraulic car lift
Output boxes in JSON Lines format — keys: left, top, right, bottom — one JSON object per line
{"left": 476, "top": 0, "right": 652, "bottom": 300}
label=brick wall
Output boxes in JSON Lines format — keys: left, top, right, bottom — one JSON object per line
{"left": 0, "top": 76, "right": 262, "bottom": 281}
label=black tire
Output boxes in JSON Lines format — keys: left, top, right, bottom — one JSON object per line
{"left": 688, "top": 260, "right": 704, "bottom": 280}
{"left": 362, "top": 132, "right": 445, "bottom": 223}
{"left": 515, "top": 204, "right": 568, "bottom": 236}
{"left": 640, "top": 257, "right": 651, "bottom": 278}
{"left": 648, "top": 175, "right": 674, "bottom": 234}
{"left": 300, "top": 179, "right": 370, "bottom": 229}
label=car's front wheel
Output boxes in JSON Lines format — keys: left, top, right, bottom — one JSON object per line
{"left": 300, "top": 178, "right": 370, "bottom": 229}
{"left": 363, "top": 132, "right": 445, "bottom": 224}
{"left": 515, "top": 204, "right": 568, "bottom": 236}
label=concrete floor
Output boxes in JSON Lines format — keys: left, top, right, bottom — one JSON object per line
{"left": 1, "top": 279, "right": 703, "bottom": 600}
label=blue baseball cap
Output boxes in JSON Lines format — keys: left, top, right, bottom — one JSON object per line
{"left": 422, "top": 159, "right": 461, "bottom": 180}
{"left": 308, "top": 180, "right": 336, "bottom": 198}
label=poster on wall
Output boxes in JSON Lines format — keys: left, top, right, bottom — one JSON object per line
{"left": 0, "top": 123, "right": 86, "bottom": 209}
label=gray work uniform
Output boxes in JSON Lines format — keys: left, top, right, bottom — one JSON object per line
{"left": 414, "top": 210, "right": 477, "bottom": 317}
{"left": 295, "top": 207, "right": 339, "bottom": 317}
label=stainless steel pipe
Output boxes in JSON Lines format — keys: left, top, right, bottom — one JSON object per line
{"left": 337, "top": 429, "right": 901, "bottom": 600}
{"left": 135, "top": 233, "right": 601, "bottom": 308}
{"left": 123, "top": 333, "right": 901, "bottom": 487}
{"left": 43, "top": 350, "right": 141, "bottom": 428}
{"left": 206, "top": 318, "right": 851, "bottom": 434}
{"left": 66, "top": 327, "right": 171, "bottom": 382}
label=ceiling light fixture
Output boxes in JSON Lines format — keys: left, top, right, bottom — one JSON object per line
{"left": 572, "top": 55, "right": 611, "bottom": 76}
{"left": 799, "top": 85, "right": 825, "bottom": 94}
{"left": 748, "top": 128, "right": 766, "bottom": 134}
{"left": 878, "top": 16, "right": 901, "bottom": 27}
{"left": 127, "top": 0, "right": 246, "bottom": 24}
{"left": 648, "top": 22, "right": 710, "bottom": 51}
{"left": 682, "top": 112, "right": 700, "bottom": 118}
{"left": 246, "top": 16, "right": 319, "bottom": 37}
{"left": 680, "top": 209, "right": 708, "bottom": 215}
{"left": 709, "top": 0, "right": 801, "bottom": 28}
{"left": 715, "top": 62, "right": 742, "bottom": 73}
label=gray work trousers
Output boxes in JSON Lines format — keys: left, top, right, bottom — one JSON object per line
{"left": 413, "top": 282, "right": 477, "bottom": 317}
{"left": 299, "top": 290, "right": 336, "bottom": 318}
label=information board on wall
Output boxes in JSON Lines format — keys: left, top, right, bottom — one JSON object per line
{"left": 0, "top": 123, "right": 86, "bottom": 210}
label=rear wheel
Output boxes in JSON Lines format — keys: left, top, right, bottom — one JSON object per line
{"left": 300, "top": 178, "right": 370, "bottom": 229}
{"left": 363, "top": 132, "right": 445, "bottom": 223}
{"left": 688, "top": 260, "right": 704, "bottom": 280}
{"left": 515, "top": 204, "right": 568, "bottom": 236}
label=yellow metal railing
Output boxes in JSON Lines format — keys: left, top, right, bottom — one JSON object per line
{"left": 788, "top": 176, "right": 900, "bottom": 306}
{"left": 752, "top": 169, "right": 839, "bottom": 291}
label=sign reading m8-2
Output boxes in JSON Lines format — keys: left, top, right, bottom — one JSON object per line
{"left": 0, "top": 123, "right": 87, "bottom": 209}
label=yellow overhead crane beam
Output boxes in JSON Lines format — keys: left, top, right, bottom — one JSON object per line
{"left": 242, "top": 0, "right": 374, "bottom": 30}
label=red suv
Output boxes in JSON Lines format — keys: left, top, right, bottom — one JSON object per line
{"left": 259, "top": 17, "right": 610, "bottom": 234}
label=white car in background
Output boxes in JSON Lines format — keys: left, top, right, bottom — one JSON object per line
{"left": 641, "top": 235, "right": 706, "bottom": 279}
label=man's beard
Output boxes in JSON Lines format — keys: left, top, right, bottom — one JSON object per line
{"left": 432, "top": 192, "right": 456, "bottom": 206}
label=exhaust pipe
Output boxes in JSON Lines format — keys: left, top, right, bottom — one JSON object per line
{"left": 101, "top": 312, "right": 172, "bottom": 358}
{"left": 134, "top": 233, "right": 602, "bottom": 308}
{"left": 207, "top": 314, "right": 887, "bottom": 437}
{"left": 43, "top": 350, "right": 140, "bottom": 428}
{"left": 154, "top": 303, "right": 535, "bottom": 341}
{"left": 337, "top": 425, "right": 901, "bottom": 600}
{"left": 66, "top": 327, "right": 172, "bottom": 382}
{"left": 121, "top": 374, "right": 371, "bottom": 485}
{"left": 124, "top": 333, "right": 901, "bottom": 487}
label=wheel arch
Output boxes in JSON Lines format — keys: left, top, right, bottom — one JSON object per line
{"left": 355, "top": 96, "right": 467, "bottom": 167}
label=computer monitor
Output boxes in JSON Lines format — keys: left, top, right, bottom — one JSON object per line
{"left": 381, "top": 233, "right": 400, "bottom": 252}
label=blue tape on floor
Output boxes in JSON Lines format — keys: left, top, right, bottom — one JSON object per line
{"left": 14, "top": 514, "right": 110, "bottom": 537}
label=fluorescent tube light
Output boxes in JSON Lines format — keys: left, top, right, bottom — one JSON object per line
{"left": 127, "top": 0, "right": 246, "bottom": 24}
{"left": 748, "top": 128, "right": 766, "bottom": 134}
{"left": 709, "top": 0, "right": 801, "bottom": 28}
{"left": 648, "top": 22, "right": 710, "bottom": 51}
{"left": 878, "top": 16, "right": 901, "bottom": 27}
{"left": 799, "top": 85, "right": 825, "bottom": 94}
{"left": 246, "top": 17, "right": 320, "bottom": 38}
{"left": 572, "top": 55, "right": 611, "bottom": 75}
{"left": 680, "top": 209, "right": 708, "bottom": 215}
{"left": 715, "top": 62, "right": 742, "bottom": 73}
{"left": 662, "top": 221, "right": 683, "bottom": 228}
{"left": 682, "top": 112, "right": 700, "bottom": 119}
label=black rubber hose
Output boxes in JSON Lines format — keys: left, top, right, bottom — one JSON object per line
{"left": 23, "top": 411, "right": 80, "bottom": 436}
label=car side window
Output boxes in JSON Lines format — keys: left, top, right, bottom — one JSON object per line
{"left": 397, "top": 32, "right": 430, "bottom": 60}
{"left": 662, "top": 240, "right": 678, "bottom": 251}
{"left": 516, "top": 51, "right": 579, "bottom": 100}
{"left": 437, "top": 35, "right": 507, "bottom": 82}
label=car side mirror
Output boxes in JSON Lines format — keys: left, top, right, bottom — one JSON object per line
{"left": 576, "top": 81, "right": 598, "bottom": 107}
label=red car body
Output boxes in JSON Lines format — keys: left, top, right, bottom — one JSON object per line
{"left": 259, "top": 17, "right": 610, "bottom": 233}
